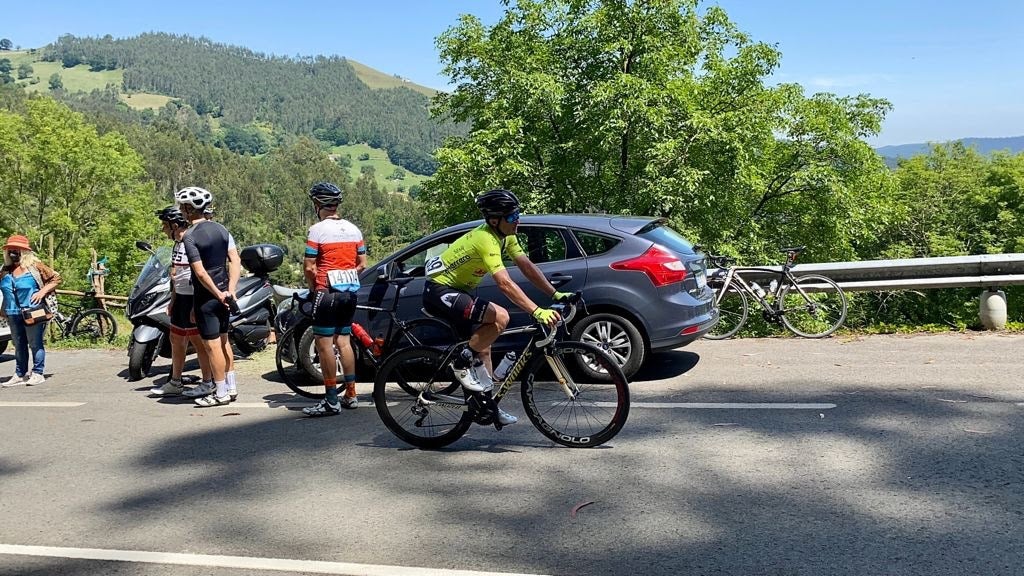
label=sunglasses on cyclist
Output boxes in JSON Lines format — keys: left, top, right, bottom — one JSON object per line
{"left": 504, "top": 210, "right": 521, "bottom": 223}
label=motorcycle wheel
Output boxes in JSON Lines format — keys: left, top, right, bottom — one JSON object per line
{"left": 128, "top": 336, "right": 161, "bottom": 381}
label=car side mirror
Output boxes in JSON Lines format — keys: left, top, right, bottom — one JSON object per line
{"left": 377, "top": 261, "right": 399, "bottom": 281}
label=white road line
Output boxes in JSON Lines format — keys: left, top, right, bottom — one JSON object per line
{"left": 0, "top": 401, "right": 85, "bottom": 407}
{"left": 603, "top": 402, "right": 837, "bottom": 409}
{"left": 0, "top": 544, "right": 550, "bottom": 576}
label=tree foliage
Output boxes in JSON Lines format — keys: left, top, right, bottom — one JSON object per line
{"left": 0, "top": 93, "right": 155, "bottom": 294}
{"left": 426, "top": 0, "right": 893, "bottom": 264}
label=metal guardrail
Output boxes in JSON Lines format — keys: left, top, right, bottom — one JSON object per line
{"left": 712, "top": 254, "right": 1024, "bottom": 292}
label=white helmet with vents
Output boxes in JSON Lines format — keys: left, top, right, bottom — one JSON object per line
{"left": 175, "top": 186, "right": 213, "bottom": 210}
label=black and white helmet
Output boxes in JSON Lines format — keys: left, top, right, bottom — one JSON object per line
{"left": 155, "top": 205, "right": 189, "bottom": 228}
{"left": 475, "top": 188, "right": 521, "bottom": 218}
{"left": 308, "top": 182, "right": 342, "bottom": 206}
{"left": 175, "top": 186, "right": 213, "bottom": 211}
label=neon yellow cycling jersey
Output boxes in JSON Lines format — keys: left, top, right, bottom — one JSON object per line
{"left": 426, "top": 224, "right": 524, "bottom": 291}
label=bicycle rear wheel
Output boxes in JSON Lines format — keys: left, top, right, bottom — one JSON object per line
{"left": 704, "top": 280, "right": 748, "bottom": 340}
{"left": 780, "top": 274, "right": 848, "bottom": 338}
{"left": 373, "top": 346, "right": 472, "bottom": 449}
{"left": 276, "top": 326, "right": 331, "bottom": 399}
{"left": 69, "top": 309, "right": 118, "bottom": 343}
{"left": 520, "top": 341, "right": 630, "bottom": 447}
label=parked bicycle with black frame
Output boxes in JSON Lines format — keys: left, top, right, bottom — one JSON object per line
{"left": 275, "top": 275, "right": 456, "bottom": 399}
{"left": 704, "top": 246, "right": 847, "bottom": 339}
{"left": 48, "top": 291, "right": 118, "bottom": 344}
{"left": 373, "top": 292, "right": 630, "bottom": 450}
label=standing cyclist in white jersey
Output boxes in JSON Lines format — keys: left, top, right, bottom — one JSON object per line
{"left": 301, "top": 182, "right": 367, "bottom": 417}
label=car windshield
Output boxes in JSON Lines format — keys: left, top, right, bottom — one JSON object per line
{"left": 636, "top": 222, "right": 695, "bottom": 255}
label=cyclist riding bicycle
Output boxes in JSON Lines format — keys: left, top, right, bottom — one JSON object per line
{"left": 301, "top": 181, "right": 367, "bottom": 417}
{"left": 422, "top": 188, "right": 571, "bottom": 427}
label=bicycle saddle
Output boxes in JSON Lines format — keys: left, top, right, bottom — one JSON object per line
{"left": 779, "top": 245, "right": 805, "bottom": 254}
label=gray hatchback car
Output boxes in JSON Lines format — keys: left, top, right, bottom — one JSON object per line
{"left": 354, "top": 214, "right": 718, "bottom": 379}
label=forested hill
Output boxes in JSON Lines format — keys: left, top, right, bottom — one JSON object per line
{"left": 43, "top": 33, "right": 463, "bottom": 174}
{"left": 876, "top": 136, "right": 1024, "bottom": 160}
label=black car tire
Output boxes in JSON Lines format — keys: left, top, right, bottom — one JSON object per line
{"left": 570, "top": 313, "right": 645, "bottom": 380}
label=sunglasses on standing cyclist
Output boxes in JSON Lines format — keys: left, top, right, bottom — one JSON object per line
{"left": 504, "top": 210, "right": 521, "bottom": 223}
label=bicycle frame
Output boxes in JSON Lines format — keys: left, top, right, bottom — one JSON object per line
{"left": 419, "top": 302, "right": 580, "bottom": 408}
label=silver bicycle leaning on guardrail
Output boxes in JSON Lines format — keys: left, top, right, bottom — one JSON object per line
{"left": 704, "top": 246, "right": 848, "bottom": 339}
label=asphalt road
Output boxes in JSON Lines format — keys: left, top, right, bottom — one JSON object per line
{"left": 0, "top": 332, "right": 1021, "bottom": 576}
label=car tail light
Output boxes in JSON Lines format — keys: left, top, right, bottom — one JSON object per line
{"left": 610, "top": 244, "right": 687, "bottom": 287}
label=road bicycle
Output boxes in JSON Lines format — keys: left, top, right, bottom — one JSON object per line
{"left": 704, "top": 246, "right": 847, "bottom": 339}
{"left": 373, "top": 293, "right": 630, "bottom": 449}
{"left": 275, "top": 276, "right": 456, "bottom": 399}
{"left": 48, "top": 291, "right": 118, "bottom": 344}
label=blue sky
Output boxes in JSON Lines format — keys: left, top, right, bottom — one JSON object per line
{"left": 6, "top": 0, "right": 1023, "bottom": 146}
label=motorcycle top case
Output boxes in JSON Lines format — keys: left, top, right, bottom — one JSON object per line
{"left": 240, "top": 244, "right": 284, "bottom": 275}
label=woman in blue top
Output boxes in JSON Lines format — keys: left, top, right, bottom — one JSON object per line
{"left": 0, "top": 235, "right": 62, "bottom": 387}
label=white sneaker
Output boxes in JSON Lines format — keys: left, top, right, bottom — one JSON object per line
{"left": 454, "top": 364, "right": 485, "bottom": 392}
{"left": 471, "top": 362, "right": 495, "bottom": 392}
{"left": 194, "top": 394, "right": 231, "bottom": 407}
{"left": 303, "top": 398, "right": 341, "bottom": 417}
{"left": 496, "top": 408, "right": 518, "bottom": 427}
{"left": 151, "top": 380, "right": 185, "bottom": 396}
{"left": 1, "top": 375, "right": 26, "bottom": 388}
{"left": 183, "top": 381, "right": 215, "bottom": 398}
{"left": 340, "top": 394, "right": 359, "bottom": 409}
{"left": 25, "top": 373, "right": 45, "bottom": 386}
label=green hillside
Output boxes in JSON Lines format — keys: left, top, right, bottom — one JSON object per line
{"left": 331, "top": 143, "right": 428, "bottom": 194}
{"left": 41, "top": 33, "right": 460, "bottom": 175}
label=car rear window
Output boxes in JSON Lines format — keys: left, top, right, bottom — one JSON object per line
{"left": 636, "top": 222, "right": 695, "bottom": 254}
{"left": 574, "top": 230, "right": 621, "bottom": 256}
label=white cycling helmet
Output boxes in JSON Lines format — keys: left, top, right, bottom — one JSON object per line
{"left": 175, "top": 186, "right": 213, "bottom": 210}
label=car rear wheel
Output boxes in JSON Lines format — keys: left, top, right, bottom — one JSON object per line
{"left": 570, "top": 313, "right": 645, "bottom": 380}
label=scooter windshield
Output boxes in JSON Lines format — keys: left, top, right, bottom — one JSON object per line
{"left": 132, "top": 245, "right": 172, "bottom": 298}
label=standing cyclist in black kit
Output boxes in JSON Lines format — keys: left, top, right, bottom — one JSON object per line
{"left": 174, "top": 186, "right": 242, "bottom": 407}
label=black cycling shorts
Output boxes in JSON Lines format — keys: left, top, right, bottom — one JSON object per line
{"left": 194, "top": 293, "right": 230, "bottom": 340}
{"left": 311, "top": 290, "right": 357, "bottom": 337}
{"left": 422, "top": 281, "right": 490, "bottom": 339}
{"left": 169, "top": 294, "right": 198, "bottom": 337}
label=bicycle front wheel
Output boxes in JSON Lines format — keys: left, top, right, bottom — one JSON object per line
{"left": 373, "top": 346, "right": 472, "bottom": 449}
{"left": 780, "top": 274, "right": 848, "bottom": 338}
{"left": 69, "top": 309, "right": 118, "bottom": 343}
{"left": 520, "top": 341, "right": 630, "bottom": 448}
{"left": 704, "top": 280, "right": 748, "bottom": 340}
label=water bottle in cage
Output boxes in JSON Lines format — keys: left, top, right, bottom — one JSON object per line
{"left": 351, "top": 323, "right": 375, "bottom": 352}
{"left": 750, "top": 282, "right": 766, "bottom": 299}
{"left": 493, "top": 352, "right": 517, "bottom": 382}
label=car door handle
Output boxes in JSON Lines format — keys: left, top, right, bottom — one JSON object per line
{"left": 548, "top": 273, "right": 573, "bottom": 286}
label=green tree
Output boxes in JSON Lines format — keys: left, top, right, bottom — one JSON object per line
{"left": 389, "top": 167, "right": 406, "bottom": 180}
{"left": 48, "top": 72, "right": 63, "bottom": 90}
{"left": 426, "top": 0, "right": 892, "bottom": 263}
{"left": 0, "top": 39, "right": 12, "bottom": 51}
{"left": 0, "top": 59, "right": 11, "bottom": 74}
{"left": 17, "top": 62, "right": 33, "bottom": 79}
{"left": 0, "top": 97, "right": 155, "bottom": 293}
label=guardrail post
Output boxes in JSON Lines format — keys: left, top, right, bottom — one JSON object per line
{"left": 979, "top": 288, "right": 1007, "bottom": 330}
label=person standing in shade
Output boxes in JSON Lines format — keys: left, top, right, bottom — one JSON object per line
{"left": 173, "top": 187, "right": 241, "bottom": 406}
{"left": 301, "top": 182, "right": 367, "bottom": 416}
{"left": 0, "top": 235, "right": 62, "bottom": 387}
{"left": 149, "top": 206, "right": 214, "bottom": 397}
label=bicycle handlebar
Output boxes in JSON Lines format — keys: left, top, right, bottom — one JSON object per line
{"left": 536, "top": 291, "right": 583, "bottom": 347}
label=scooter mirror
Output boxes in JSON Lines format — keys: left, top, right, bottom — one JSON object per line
{"left": 135, "top": 241, "right": 153, "bottom": 253}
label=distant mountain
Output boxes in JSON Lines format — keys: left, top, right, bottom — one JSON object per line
{"left": 40, "top": 33, "right": 464, "bottom": 175}
{"left": 876, "top": 136, "right": 1024, "bottom": 160}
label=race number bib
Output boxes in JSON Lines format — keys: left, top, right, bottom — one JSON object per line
{"left": 424, "top": 255, "right": 447, "bottom": 277}
{"left": 327, "top": 269, "right": 360, "bottom": 289}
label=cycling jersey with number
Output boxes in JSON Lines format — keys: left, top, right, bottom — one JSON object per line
{"left": 426, "top": 224, "right": 524, "bottom": 292}
{"left": 305, "top": 217, "right": 366, "bottom": 292}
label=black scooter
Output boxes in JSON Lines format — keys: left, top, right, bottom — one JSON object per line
{"left": 125, "top": 241, "right": 283, "bottom": 381}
